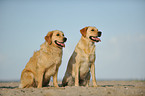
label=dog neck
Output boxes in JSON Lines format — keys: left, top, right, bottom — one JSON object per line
{"left": 40, "top": 42, "right": 62, "bottom": 54}
{"left": 76, "top": 36, "right": 95, "bottom": 54}
{"left": 81, "top": 36, "right": 95, "bottom": 46}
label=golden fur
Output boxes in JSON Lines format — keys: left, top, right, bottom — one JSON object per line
{"left": 19, "top": 30, "right": 67, "bottom": 88}
{"left": 62, "top": 26, "right": 102, "bottom": 87}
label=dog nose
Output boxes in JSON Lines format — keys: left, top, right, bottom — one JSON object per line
{"left": 63, "top": 37, "right": 67, "bottom": 42}
{"left": 98, "top": 31, "right": 102, "bottom": 37}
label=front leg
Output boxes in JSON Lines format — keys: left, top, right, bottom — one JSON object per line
{"left": 53, "top": 68, "right": 59, "bottom": 87}
{"left": 90, "top": 63, "right": 97, "bottom": 87}
{"left": 75, "top": 56, "right": 80, "bottom": 86}
{"left": 37, "top": 68, "right": 44, "bottom": 88}
{"left": 75, "top": 62, "right": 79, "bottom": 86}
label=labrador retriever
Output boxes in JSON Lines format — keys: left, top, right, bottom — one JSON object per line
{"left": 62, "top": 26, "right": 101, "bottom": 87}
{"left": 19, "top": 30, "right": 67, "bottom": 88}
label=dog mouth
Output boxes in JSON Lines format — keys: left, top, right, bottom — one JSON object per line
{"left": 89, "top": 36, "right": 101, "bottom": 42}
{"left": 55, "top": 40, "right": 65, "bottom": 48}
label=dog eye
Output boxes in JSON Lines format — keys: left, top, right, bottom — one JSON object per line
{"left": 91, "top": 29, "right": 94, "bottom": 31}
{"left": 56, "top": 34, "right": 59, "bottom": 36}
{"left": 62, "top": 34, "right": 64, "bottom": 36}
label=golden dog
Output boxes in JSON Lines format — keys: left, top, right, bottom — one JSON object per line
{"left": 19, "top": 30, "right": 67, "bottom": 88}
{"left": 62, "top": 26, "right": 101, "bottom": 87}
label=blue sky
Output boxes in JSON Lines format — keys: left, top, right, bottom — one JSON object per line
{"left": 0, "top": 0, "right": 145, "bottom": 81}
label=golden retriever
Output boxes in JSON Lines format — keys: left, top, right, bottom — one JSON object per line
{"left": 62, "top": 26, "right": 101, "bottom": 87}
{"left": 19, "top": 30, "right": 67, "bottom": 88}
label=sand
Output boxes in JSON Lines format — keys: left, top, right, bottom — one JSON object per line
{"left": 0, "top": 81, "right": 145, "bottom": 96}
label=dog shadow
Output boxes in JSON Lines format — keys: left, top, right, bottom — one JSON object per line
{"left": 100, "top": 84, "right": 135, "bottom": 87}
{"left": 0, "top": 86, "right": 18, "bottom": 89}
{"left": 0, "top": 84, "right": 135, "bottom": 89}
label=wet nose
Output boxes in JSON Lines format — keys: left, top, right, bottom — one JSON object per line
{"left": 63, "top": 37, "right": 67, "bottom": 42}
{"left": 98, "top": 31, "right": 102, "bottom": 37}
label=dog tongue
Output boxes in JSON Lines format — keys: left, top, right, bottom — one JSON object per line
{"left": 92, "top": 37, "right": 101, "bottom": 42}
{"left": 58, "top": 42, "right": 65, "bottom": 47}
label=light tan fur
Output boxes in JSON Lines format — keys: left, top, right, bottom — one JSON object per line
{"left": 62, "top": 26, "right": 102, "bottom": 87}
{"left": 19, "top": 30, "right": 67, "bottom": 88}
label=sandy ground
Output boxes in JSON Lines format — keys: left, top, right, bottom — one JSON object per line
{"left": 0, "top": 81, "right": 145, "bottom": 96}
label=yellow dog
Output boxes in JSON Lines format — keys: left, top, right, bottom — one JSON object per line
{"left": 62, "top": 26, "right": 101, "bottom": 87}
{"left": 19, "top": 30, "right": 67, "bottom": 88}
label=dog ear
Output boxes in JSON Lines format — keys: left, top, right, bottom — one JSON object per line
{"left": 45, "top": 31, "right": 53, "bottom": 45}
{"left": 80, "top": 27, "right": 88, "bottom": 37}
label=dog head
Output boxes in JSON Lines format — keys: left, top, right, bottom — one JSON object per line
{"left": 45, "top": 30, "right": 67, "bottom": 48}
{"left": 80, "top": 26, "right": 102, "bottom": 42}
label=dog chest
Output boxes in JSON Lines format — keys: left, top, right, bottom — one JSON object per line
{"left": 80, "top": 53, "right": 95, "bottom": 65}
{"left": 79, "top": 54, "right": 95, "bottom": 74}
{"left": 37, "top": 52, "right": 62, "bottom": 78}
{"left": 40, "top": 51, "right": 62, "bottom": 66}
{"left": 44, "top": 65, "right": 57, "bottom": 78}
{"left": 52, "top": 55, "right": 62, "bottom": 65}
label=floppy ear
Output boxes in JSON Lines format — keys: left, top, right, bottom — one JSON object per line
{"left": 80, "top": 27, "right": 88, "bottom": 37}
{"left": 45, "top": 31, "right": 53, "bottom": 45}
